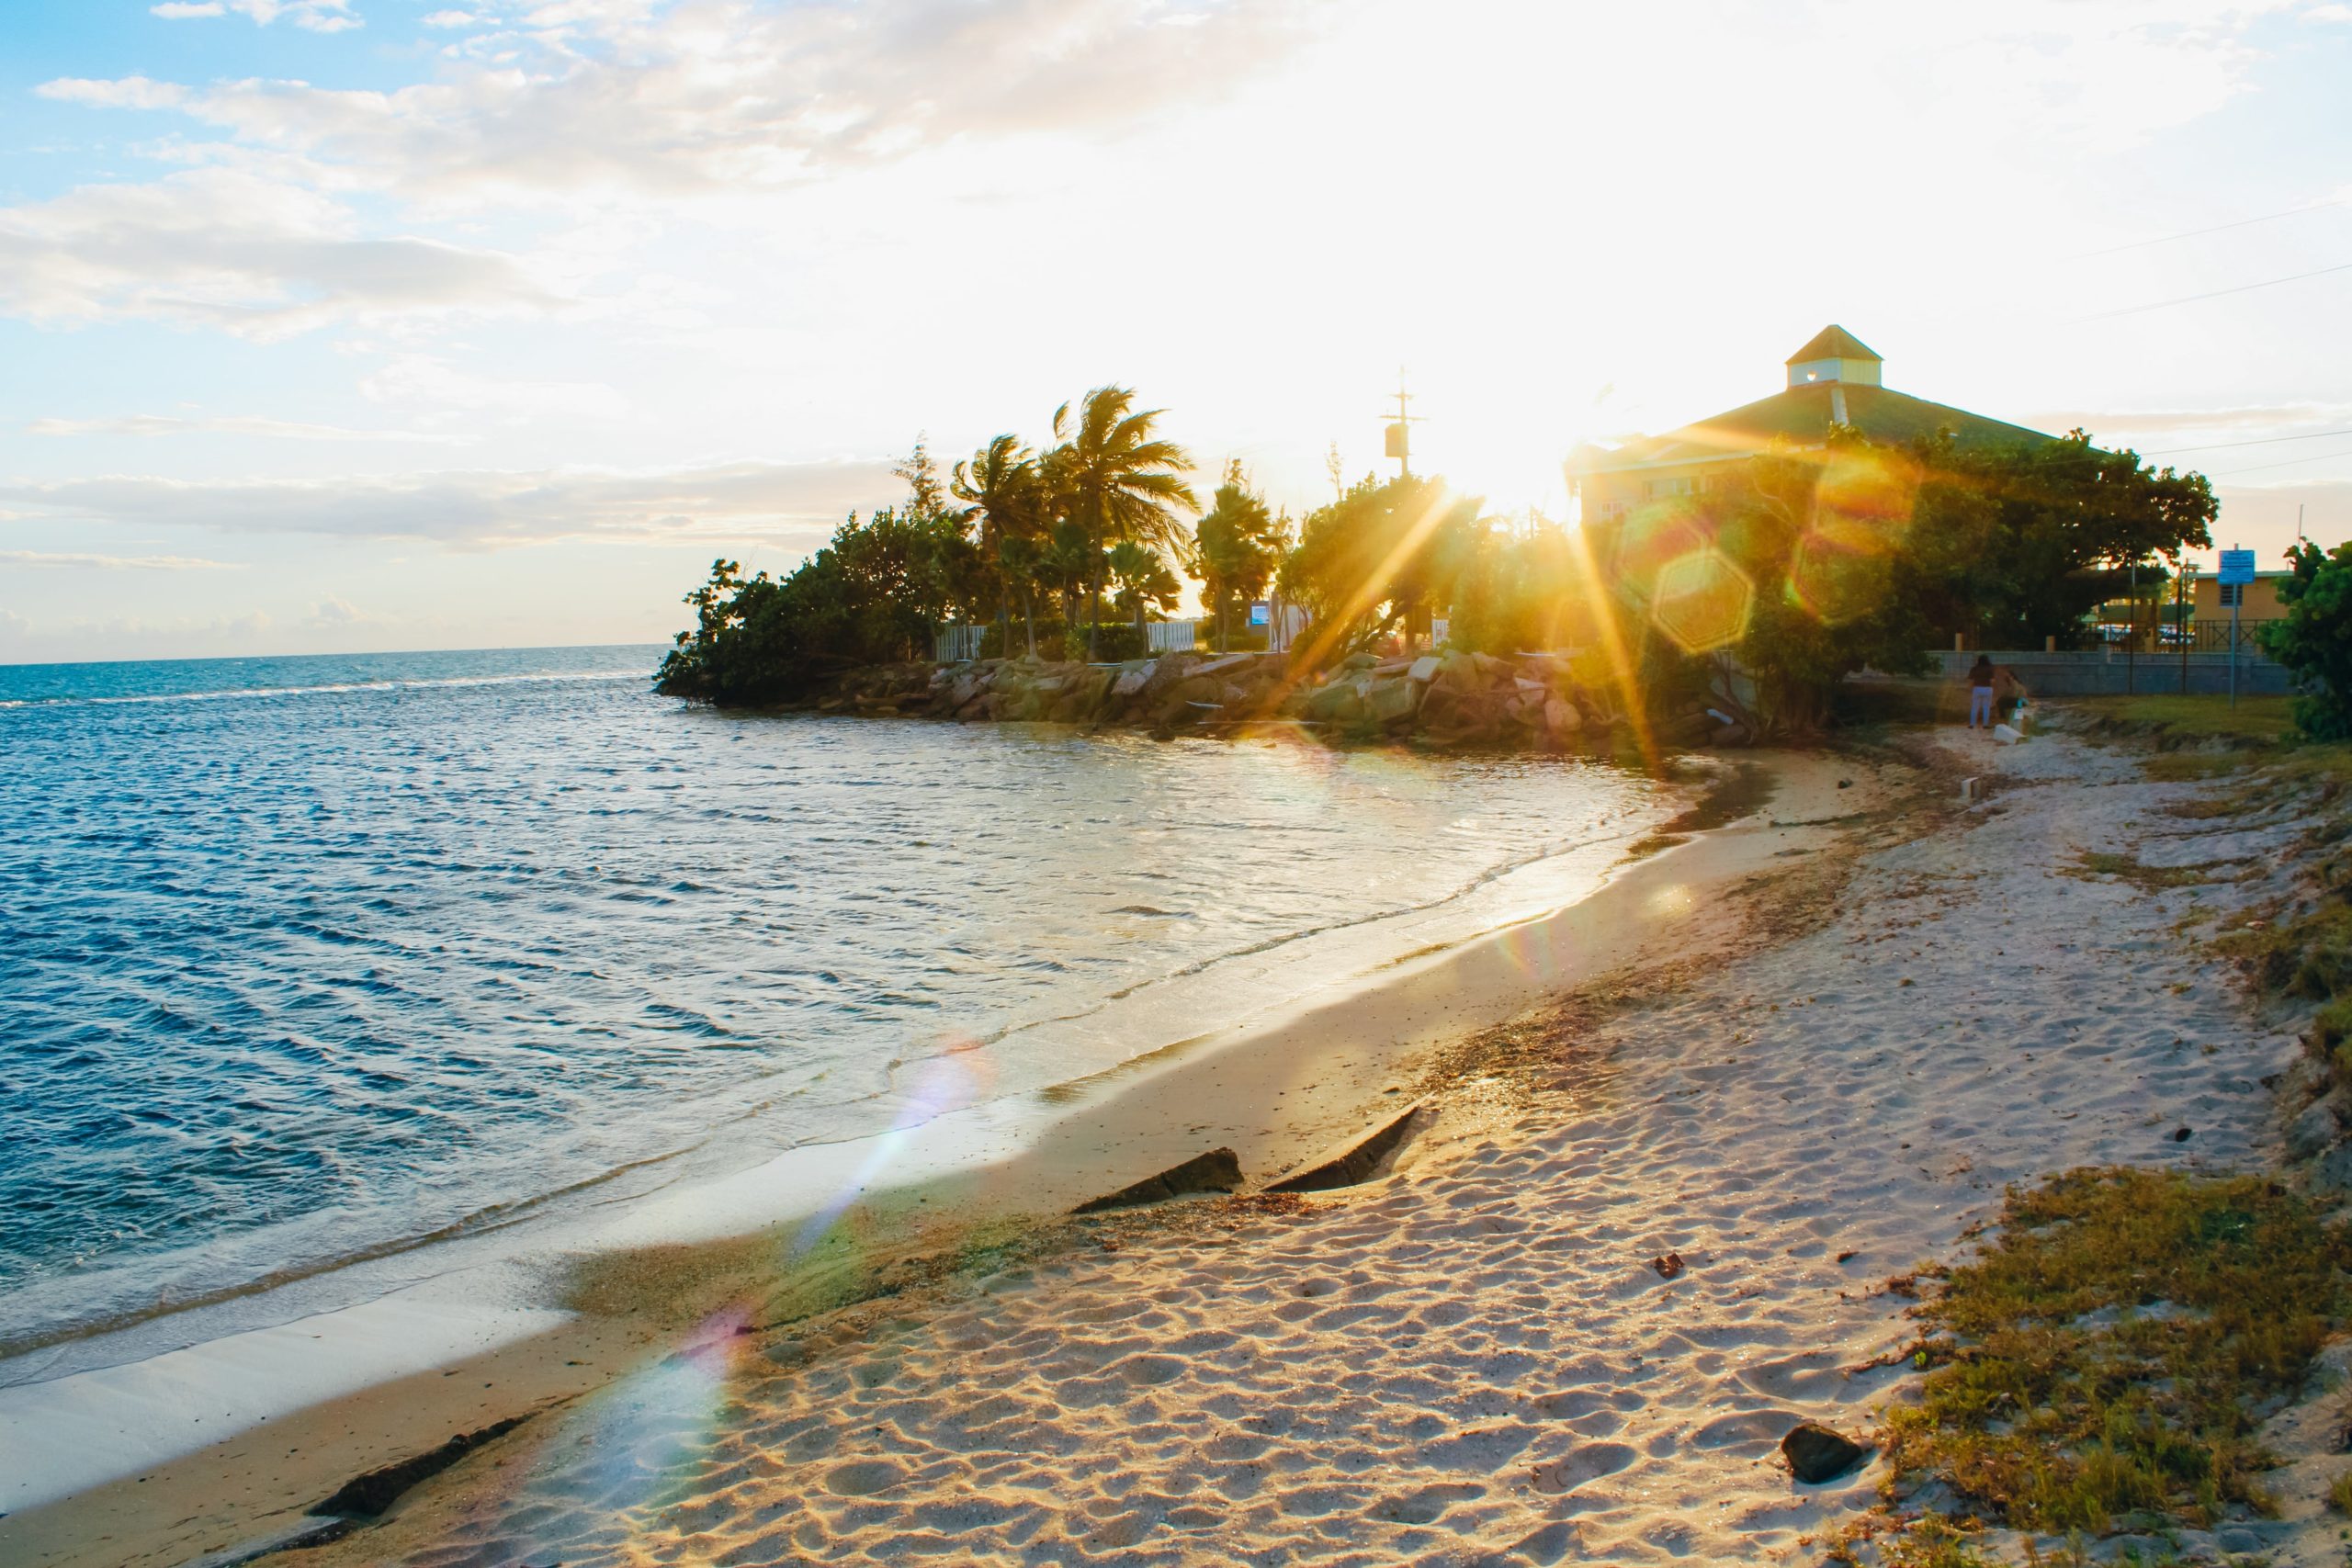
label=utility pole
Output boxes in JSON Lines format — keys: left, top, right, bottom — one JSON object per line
{"left": 2125, "top": 557, "right": 2137, "bottom": 695}
{"left": 1383, "top": 369, "right": 1420, "bottom": 479}
{"left": 2176, "top": 560, "right": 2195, "bottom": 696}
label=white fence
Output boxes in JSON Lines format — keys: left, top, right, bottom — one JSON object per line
{"left": 1147, "top": 620, "right": 1199, "bottom": 653}
{"left": 935, "top": 621, "right": 1202, "bottom": 660}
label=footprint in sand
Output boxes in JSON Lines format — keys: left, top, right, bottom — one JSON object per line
{"left": 1736, "top": 1351, "right": 1853, "bottom": 1402}
{"left": 824, "top": 1460, "right": 905, "bottom": 1496}
{"left": 1368, "top": 1482, "right": 1486, "bottom": 1525}
{"left": 1530, "top": 1442, "right": 1637, "bottom": 1494}
{"left": 1690, "top": 1408, "right": 1801, "bottom": 1450}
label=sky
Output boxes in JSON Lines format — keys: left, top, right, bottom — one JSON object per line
{"left": 2, "top": 0, "right": 2351, "bottom": 663}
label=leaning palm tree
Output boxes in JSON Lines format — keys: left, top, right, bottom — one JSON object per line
{"left": 952, "top": 434, "right": 1038, "bottom": 657}
{"left": 1046, "top": 388, "right": 1197, "bottom": 660}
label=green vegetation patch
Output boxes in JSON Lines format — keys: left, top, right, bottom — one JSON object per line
{"left": 1883, "top": 1168, "right": 2351, "bottom": 1540}
{"left": 2141, "top": 752, "right": 2247, "bottom": 783}
{"left": 2069, "top": 694, "right": 2299, "bottom": 747}
{"left": 2066, "top": 851, "right": 2232, "bottom": 893}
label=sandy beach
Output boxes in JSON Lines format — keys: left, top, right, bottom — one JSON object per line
{"left": 7, "top": 720, "right": 2338, "bottom": 1567}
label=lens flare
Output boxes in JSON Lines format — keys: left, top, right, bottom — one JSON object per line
{"left": 1789, "top": 449, "right": 1917, "bottom": 625}
{"left": 1608, "top": 501, "right": 1713, "bottom": 604}
{"left": 793, "top": 1040, "right": 992, "bottom": 1259}
{"left": 1649, "top": 548, "right": 1754, "bottom": 653}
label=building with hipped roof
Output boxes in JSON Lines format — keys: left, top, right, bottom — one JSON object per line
{"left": 1566, "top": 326, "right": 2055, "bottom": 525}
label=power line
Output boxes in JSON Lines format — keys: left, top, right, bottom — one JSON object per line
{"left": 2074, "top": 259, "right": 2352, "bottom": 322}
{"left": 2207, "top": 441, "right": 2352, "bottom": 479}
{"left": 2142, "top": 425, "right": 2352, "bottom": 456}
{"left": 2071, "top": 197, "right": 2344, "bottom": 259}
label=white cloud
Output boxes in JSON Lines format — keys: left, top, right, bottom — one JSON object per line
{"left": 421, "top": 9, "right": 478, "bottom": 25}
{"left": 0, "top": 167, "right": 555, "bottom": 338}
{"left": 0, "top": 548, "right": 234, "bottom": 570}
{"left": 0, "top": 457, "right": 898, "bottom": 546}
{"left": 153, "top": 0, "right": 363, "bottom": 32}
{"left": 29, "top": 413, "right": 452, "bottom": 442}
{"left": 36, "top": 76, "right": 191, "bottom": 110}
{"left": 67, "top": 0, "right": 1323, "bottom": 209}
{"left": 358, "top": 355, "right": 628, "bottom": 423}
{"left": 304, "top": 594, "right": 381, "bottom": 626}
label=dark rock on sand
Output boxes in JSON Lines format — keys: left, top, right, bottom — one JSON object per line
{"left": 316, "top": 1415, "right": 531, "bottom": 1517}
{"left": 1072, "top": 1148, "right": 1243, "bottom": 1214}
{"left": 1780, "top": 1421, "right": 1871, "bottom": 1483}
{"left": 1266, "top": 1103, "right": 1425, "bottom": 1193}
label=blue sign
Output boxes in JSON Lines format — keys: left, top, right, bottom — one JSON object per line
{"left": 2218, "top": 548, "right": 2256, "bottom": 586}
{"left": 1250, "top": 602, "right": 1271, "bottom": 627}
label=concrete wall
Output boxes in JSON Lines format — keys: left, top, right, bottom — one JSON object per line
{"left": 1921, "top": 648, "right": 2299, "bottom": 697}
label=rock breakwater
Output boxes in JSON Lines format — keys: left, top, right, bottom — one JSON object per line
{"left": 808, "top": 649, "right": 1743, "bottom": 749}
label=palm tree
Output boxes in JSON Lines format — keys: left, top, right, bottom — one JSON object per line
{"left": 953, "top": 434, "right": 1038, "bottom": 656}
{"left": 1107, "top": 541, "right": 1182, "bottom": 648}
{"left": 1047, "top": 387, "right": 1197, "bottom": 659}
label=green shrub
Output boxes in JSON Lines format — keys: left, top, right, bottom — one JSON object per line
{"left": 2258, "top": 539, "right": 2352, "bottom": 741}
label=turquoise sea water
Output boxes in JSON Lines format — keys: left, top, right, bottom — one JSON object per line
{"left": 0, "top": 646, "right": 1657, "bottom": 1360}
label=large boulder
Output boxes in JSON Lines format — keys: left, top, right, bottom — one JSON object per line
{"left": 1305, "top": 680, "right": 1368, "bottom": 726}
{"left": 1112, "top": 660, "right": 1157, "bottom": 698}
{"left": 1193, "top": 652, "right": 1257, "bottom": 680}
{"left": 1366, "top": 676, "right": 1419, "bottom": 728}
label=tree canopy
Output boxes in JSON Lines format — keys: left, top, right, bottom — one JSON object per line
{"left": 1277, "top": 473, "right": 1480, "bottom": 662}
{"left": 1191, "top": 462, "right": 1288, "bottom": 652}
{"left": 1585, "top": 428, "right": 2218, "bottom": 736}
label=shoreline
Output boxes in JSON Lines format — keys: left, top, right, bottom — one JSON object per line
{"left": 223, "top": 717, "right": 2335, "bottom": 1567}
{"left": 0, "top": 750, "right": 1877, "bottom": 1568}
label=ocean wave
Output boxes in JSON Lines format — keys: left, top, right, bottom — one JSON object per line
{"left": 0, "top": 667, "right": 645, "bottom": 710}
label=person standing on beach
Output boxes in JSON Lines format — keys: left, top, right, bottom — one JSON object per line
{"left": 1965, "top": 655, "right": 1997, "bottom": 730}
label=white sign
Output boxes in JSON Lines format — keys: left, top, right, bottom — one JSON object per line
{"left": 1249, "top": 601, "right": 1270, "bottom": 627}
{"left": 2218, "top": 548, "right": 2256, "bottom": 586}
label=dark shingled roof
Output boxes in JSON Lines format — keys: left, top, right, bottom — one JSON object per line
{"left": 1785, "top": 324, "right": 1881, "bottom": 364}
{"left": 1577, "top": 382, "right": 2055, "bottom": 472}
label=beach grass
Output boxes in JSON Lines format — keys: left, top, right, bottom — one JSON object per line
{"left": 2068, "top": 694, "right": 2300, "bottom": 746}
{"left": 1879, "top": 1168, "right": 2351, "bottom": 1543}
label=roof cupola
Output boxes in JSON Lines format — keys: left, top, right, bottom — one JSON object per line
{"left": 1785, "top": 325, "right": 1883, "bottom": 389}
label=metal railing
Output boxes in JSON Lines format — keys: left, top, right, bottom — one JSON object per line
{"left": 2090, "top": 620, "right": 2278, "bottom": 657}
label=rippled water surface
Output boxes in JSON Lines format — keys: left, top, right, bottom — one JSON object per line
{"left": 0, "top": 646, "right": 1659, "bottom": 1353}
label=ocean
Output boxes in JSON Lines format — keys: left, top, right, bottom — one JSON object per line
{"left": 0, "top": 645, "right": 1662, "bottom": 1369}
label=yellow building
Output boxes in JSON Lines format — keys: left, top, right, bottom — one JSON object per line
{"left": 2192, "top": 570, "right": 2291, "bottom": 620}
{"left": 1566, "top": 326, "right": 2054, "bottom": 525}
